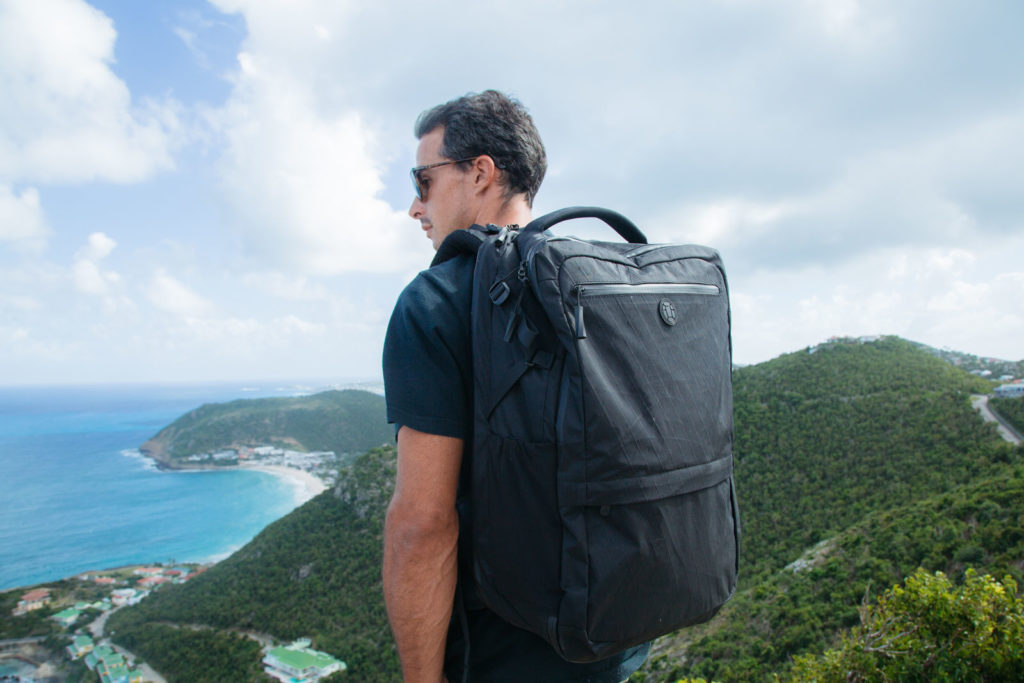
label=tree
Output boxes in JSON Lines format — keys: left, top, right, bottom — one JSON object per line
{"left": 790, "top": 569, "right": 1024, "bottom": 681}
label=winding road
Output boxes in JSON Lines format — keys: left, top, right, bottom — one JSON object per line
{"left": 971, "top": 394, "right": 1023, "bottom": 445}
{"left": 89, "top": 605, "right": 167, "bottom": 683}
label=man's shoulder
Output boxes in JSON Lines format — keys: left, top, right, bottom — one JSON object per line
{"left": 419, "top": 251, "right": 475, "bottom": 287}
{"left": 396, "top": 252, "right": 475, "bottom": 312}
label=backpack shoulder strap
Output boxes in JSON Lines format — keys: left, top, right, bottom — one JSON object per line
{"left": 431, "top": 226, "right": 489, "bottom": 267}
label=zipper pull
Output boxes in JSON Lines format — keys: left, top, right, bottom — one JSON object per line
{"left": 503, "top": 279, "right": 528, "bottom": 343}
{"left": 495, "top": 226, "right": 510, "bottom": 248}
{"left": 574, "top": 287, "right": 587, "bottom": 339}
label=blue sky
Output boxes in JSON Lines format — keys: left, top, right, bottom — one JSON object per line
{"left": 2, "top": 0, "right": 1022, "bottom": 385}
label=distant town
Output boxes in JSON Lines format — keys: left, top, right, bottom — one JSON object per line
{"left": 183, "top": 444, "right": 342, "bottom": 486}
{"left": 2, "top": 440, "right": 352, "bottom": 683}
{"left": 4, "top": 563, "right": 345, "bottom": 682}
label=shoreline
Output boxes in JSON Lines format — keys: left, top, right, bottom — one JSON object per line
{"left": 2, "top": 464, "right": 328, "bottom": 593}
{"left": 139, "top": 450, "right": 328, "bottom": 508}
{"left": 237, "top": 463, "right": 327, "bottom": 506}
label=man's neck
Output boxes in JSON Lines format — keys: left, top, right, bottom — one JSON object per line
{"left": 475, "top": 202, "right": 532, "bottom": 229}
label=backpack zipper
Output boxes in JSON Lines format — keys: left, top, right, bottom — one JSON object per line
{"left": 577, "top": 283, "right": 719, "bottom": 297}
{"left": 573, "top": 282, "right": 720, "bottom": 339}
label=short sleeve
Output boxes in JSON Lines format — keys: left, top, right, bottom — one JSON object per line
{"left": 382, "top": 256, "right": 474, "bottom": 440}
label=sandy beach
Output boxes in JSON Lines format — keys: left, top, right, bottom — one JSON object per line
{"left": 239, "top": 463, "right": 327, "bottom": 506}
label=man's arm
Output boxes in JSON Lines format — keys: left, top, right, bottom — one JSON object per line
{"left": 384, "top": 425, "right": 463, "bottom": 683}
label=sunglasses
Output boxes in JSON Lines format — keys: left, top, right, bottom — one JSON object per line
{"left": 410, "top": 157, "right": 478, "bottom": 201}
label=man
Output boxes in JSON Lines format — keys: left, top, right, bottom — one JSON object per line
{"left": 382, "top": 90, "right": 650, "bottom": 682}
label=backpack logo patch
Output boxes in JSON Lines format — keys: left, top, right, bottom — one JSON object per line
{"left": 659, "top": 299, "right": 677, "bottom": 326}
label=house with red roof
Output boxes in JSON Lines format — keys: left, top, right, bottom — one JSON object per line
{"left": 13, "top": 588, "right": 51, "bottom": 615}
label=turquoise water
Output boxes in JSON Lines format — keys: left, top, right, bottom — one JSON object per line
{"left": 0, "top": 383, "right": 319, "bottom": 591}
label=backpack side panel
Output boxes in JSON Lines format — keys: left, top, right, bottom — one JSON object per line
{"left": 469, "top": 236, "right": 565, "bottom": 637}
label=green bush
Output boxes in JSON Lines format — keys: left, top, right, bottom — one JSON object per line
{"left": 790, "top": 568, "right": 1024, "bottom": 681}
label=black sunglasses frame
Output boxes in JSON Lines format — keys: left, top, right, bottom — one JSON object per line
{"left": 410, "top": 157, "right": 478, "bottom": 201}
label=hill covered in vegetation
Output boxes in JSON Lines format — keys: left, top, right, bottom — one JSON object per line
{"left": 107, "top": 445, "right": 400, "bottom": 681}
{"left": 140, "top": 389, "right": 392, "bottom": 464}
{"left": 108, "top": 337, "right": 1022, "bottom": 681}
{"left": 912, "top": 340, "right": 1024, "bottom": 379}
{"left": 991, "top": 395, "right": 1024, "bottom": 436}
{"left": 638, "top": 337, "right": 1020, "bottom": 680}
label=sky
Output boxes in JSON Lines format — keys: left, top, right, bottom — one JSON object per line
{"left": 2, "top": 0, "right": 1022, "bottom": 385}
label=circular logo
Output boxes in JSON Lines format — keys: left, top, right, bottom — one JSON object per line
{"left": 659, "top": 299, "right": 677, "bottom": 326}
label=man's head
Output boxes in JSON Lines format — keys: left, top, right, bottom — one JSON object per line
{"left": 409, "top": 90, "right": 546, "bottom": 250}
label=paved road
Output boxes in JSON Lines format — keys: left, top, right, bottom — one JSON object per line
{"left": 90, "top": 605, "right": 168, "bottom": 683}
{"left": 971, "top": 394, "right": 1023, "bottom": 445}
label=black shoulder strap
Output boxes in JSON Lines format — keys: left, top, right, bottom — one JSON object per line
{"left": 431, "top": 226, "right": 487, "bottom": 267}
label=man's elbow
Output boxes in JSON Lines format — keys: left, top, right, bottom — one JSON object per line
{"left": 384, "top": 496, "right": 459, "bottom": 554}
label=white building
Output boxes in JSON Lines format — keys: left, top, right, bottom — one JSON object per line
{"left": 994, "top": 382, "right": 1024, "bottom": 398}
{"left": 263, "top": 639, "right": 346, "bottom": 682}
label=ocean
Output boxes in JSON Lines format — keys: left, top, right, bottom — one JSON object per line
{"left": 0, "top": 382, "right": 330, "bottom": 592}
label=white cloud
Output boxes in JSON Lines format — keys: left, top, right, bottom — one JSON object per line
{"left": 731, "top": 236, "right": 1024, "bottom": 364}
{"left": 241, "top": 271, "right": 329, "bottom": 301}
{"left": 0, "top": 325, "right": 30, "bottom": 343}
{"left": 211, "top": 48, "right": 417, "bottom": 274}
{"left": 147, "top": 270, "right": 215, "bottom": 318}
{"left": 3, "top": 0, "right": 1023, "bottom": 384}
{"left": 71, "top": 232, "right": 120, "bottom": 297}
{"left": 0, "top": 0, "right": 179, "bottom": 186}
{"left": 72, "top": 259, "right": 114, "bottom": 296}
{"left": 651, "top": 101, "right": 1024, "bottom": 277}
{"left": 0, "top": 292, "right": 39, "bottom": 311}
{"left": 77, "top": 232, "right": 117, "bottom": 261}
{"left": 0, "top": 184, "right": 47, "bottom": 249}
{"left": 649, "top": 198, "right": 793, "bottom": 249}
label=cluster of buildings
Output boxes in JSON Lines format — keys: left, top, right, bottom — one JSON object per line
{"left": 77, "top": 566, "right": 203, "bottom": 610}
{"left": 11, "top": 587, "right": 114, "bottom": 626}
{"left": 262, "top": 638, "right": 346, "bottom": 682}
{"left": 127, "top": 565, "right": 200, "bottom": 585}
{"left": 12, "top": 587, "right": 51, "bottom": 616}
{"left": 241, "top": 445, "right": 335, "bottom": 470}
{"left": 8, "top": 569, "right": 347, "bottom": 682}
{"left": 7, "top": 565, "right": 207, "bottom": 682}
{"left": 182, "top": 445, "right": 338, "bottom": 482}
{"left": 994, "top": 380, "right": 1024, "bottom": 398}
{"left": 51, "top": 599, "right": 111, "bottom": 627}
{"left": 66, "top": 635, "right": 146, "bottom": 683}
{"left": 970, "top": 369, "right": 1024, "bottom": 398}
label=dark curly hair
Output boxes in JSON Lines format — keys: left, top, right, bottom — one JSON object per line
{"left": 415, "top": 90, "right": 547, "bottom": 207}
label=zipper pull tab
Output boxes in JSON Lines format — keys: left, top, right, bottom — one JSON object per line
{"left": 503, "top": 279, "right": 528, "bottom": 343}
{"left": 575, "top": 287, "right": 587, "bottom": 339}
{"left": 495, "top": 226, "right": 510, "bottom": 248}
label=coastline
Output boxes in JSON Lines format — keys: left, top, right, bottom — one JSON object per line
{"left": 138, "top": 448, "right": 328, "bottom": 508}
{"left": 238, "top": 463, "right": 327, "bottom": 506}
{"left": 2, "top": 463, "right": 329, "bottom": 592}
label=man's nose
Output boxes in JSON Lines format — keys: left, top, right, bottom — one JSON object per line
{"left": 408, "top": 196, "right": 424, "bottom": 220}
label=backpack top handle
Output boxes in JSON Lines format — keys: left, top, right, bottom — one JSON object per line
{"left": 523, "top": 206, "right": 648, "bottom": 245}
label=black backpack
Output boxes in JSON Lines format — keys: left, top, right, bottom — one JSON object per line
{"left": 436, "top": 206, "right": 739, "bottom": 663}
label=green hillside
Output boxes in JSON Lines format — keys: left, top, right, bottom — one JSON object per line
{"left": 639, "top": 337, "right": 1020, "bottom": 680}
{"left": 107, "top": 446, "right": 400, "bottom": 681}
{"left": 140, "top": 389, "right": 391, "bottom": 463}
{"left": 640, "top": 468, "right": 1024, "bottom": 681}
{"left": 107, "top": 337, "right": 1022, "bottom": 681}
{"left": 991, "top": 396, "right": 1024, "bottom": 435}
{"left": 733, "top": 336, "right": 998, "bottom": 582}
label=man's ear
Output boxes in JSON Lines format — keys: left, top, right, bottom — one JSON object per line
{"left": 470, "top": 155, "right": 499, "bottom": 194}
